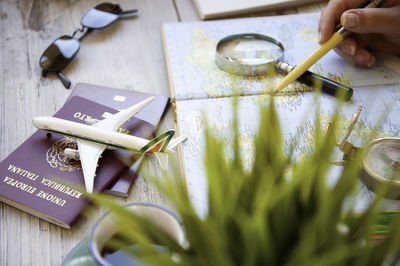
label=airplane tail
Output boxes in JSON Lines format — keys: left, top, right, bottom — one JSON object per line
{"left": 140, "top": 130, "right": 175, "bottom": 154}
{"left": 139, "top": 130, "right": 186, "bottom": 170}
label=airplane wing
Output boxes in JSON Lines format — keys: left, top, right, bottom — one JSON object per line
{"left": 92, "top": 97, "right": 155, "bottom": 131}
{"left": 77, "top": 139, "right": 107, "bottom": 193}
{"left": 167, "top": 135, "right": 187, "bottom": 149}
{"left": 75, "top": 97, "right": 154, "bottom": 193}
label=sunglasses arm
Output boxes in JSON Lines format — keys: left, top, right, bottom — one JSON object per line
{"left": 57, "top": 72, "right": 71, "bottom": 89}
{"left": 120, "top": 9, "right": 138, "bottom": 17}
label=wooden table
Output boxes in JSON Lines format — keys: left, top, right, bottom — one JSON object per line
{"left": 0, "top": 0, "right": 326, "bottom": 264}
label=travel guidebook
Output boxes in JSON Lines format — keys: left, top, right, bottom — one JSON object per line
{"left": 0, "top": 84, "right": 169, "bottom": 228}
{"left": 161, "top": 12, "right": 400, "bottom": 215}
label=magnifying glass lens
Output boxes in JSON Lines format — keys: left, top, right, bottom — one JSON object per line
{"left": 218, "top": 38, "right": 282, "bottom": 65}
{"left": 216, "top": 34, "right": 284, "bottom": 76}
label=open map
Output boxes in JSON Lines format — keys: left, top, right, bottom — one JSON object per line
{"left": 162, "top": 12, "right": 400, "bottom": 215}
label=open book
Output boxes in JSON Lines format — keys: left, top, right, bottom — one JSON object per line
{"left": 161, "top": 12, "right": 400, "bottom": 215}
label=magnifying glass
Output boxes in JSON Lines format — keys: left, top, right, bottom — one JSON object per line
{"left": 215, "top": 33, "right": 353, "bottom": 100}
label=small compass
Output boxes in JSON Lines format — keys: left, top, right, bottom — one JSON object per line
{"left": 329, "top": 106, "right": 400, "bottom": 199}
{"left": 361, "top": 138, "right": 400, "bottom": 198}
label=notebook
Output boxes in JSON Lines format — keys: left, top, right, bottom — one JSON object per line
{"left": 193, "top": 0, "right": 325, "bottom": 19}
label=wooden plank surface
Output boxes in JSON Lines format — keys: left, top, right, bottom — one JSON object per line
{"left": 0, "top": 0, "right": 325, "bottom": 265}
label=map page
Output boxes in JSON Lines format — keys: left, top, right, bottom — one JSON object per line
{"left": 163, "top": 12, "right": 400, "bottom": 101}
{"left": 162, "top": 12, "right": 400, "bottom": 215}
{"left": 175, "top": 88, "right": 400, "bottom": 215}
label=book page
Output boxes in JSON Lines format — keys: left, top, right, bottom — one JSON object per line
{"left": 176, "top": 84, "right": 400, "bottom": 215}
{"left": 163, "top": 13, "right": 400, "bottom": 101}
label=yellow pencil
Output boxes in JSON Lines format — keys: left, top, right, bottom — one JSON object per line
{"left": 275, "top": 0, "right": 384, "bottom": 92}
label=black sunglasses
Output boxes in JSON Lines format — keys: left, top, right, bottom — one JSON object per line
{"left": 39, "top": 3, "right": 137, "bottom": 88}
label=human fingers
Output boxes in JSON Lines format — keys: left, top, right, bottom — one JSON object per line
{"left": 319, "top": 0, "right": 366, "bottom": 44}
{"left": 335, "top": 33, "right": 400, "bottom": 66}
{"left": 341, "top": 6, "right": 400, "bottom": 35}
{"left": 334, "top": 46, "right": 376, "bottom": 67}
{"left": 336, "top": 37, "right": 357, "bottom": 56}
{"left": 334, "top": 36, "right": 376, "bottom": 67}
{"left": 364, "top": 34, "right": 400, "bottom": 54}
{"left": 381, "top": 0, "right": 400, "bottom": 8}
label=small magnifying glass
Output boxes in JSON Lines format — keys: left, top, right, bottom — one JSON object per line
{"left": 215, "top": 33, "right": 353, "bottom": 100}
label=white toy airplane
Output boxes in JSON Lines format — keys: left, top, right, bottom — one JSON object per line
{"left": 32, "top": 97, "right": 186, "bottom": 193}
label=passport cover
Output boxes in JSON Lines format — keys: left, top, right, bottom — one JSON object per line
{"left": 67, "top": 82, "right": 169, "bottom": 126}
{"left": 0, "top": 96, "right": 155, "bottom": 228}
{"left": 66, "top": 83, "right": 170, "bottom": 196}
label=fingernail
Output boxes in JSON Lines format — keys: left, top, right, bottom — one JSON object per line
{"left": 367, "top": 56, "right": 375, "bottom": 68}
{"left": 318, "top": 30, "right": 322, "bottom": 43}
{"left": 355, "top": 53, "right": 372, "bottom": 67}
{"left": 340, "top": 43, "right": 356, "bottom": 56}
{"left": 342, "top": 12, "right": 359, "bottom": 28}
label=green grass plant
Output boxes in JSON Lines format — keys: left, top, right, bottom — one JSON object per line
{"left": 89, "top": 97, "right": 400, "bottom": 266}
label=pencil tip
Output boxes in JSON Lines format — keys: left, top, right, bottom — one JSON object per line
{"left": 275, "top": 83, "right": 286, "bottom": 92}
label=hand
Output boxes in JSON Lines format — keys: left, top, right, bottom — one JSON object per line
{"left": 319, "top": 0, "right": 400, "bottom": 67}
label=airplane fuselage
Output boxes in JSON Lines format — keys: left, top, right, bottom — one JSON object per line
{"left": 32, "top": 117, "right": 149, "bottom": 152}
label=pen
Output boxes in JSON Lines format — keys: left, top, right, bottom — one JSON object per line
{"left": 275, "top": 0, "right": 385, "bottom": 92}
{"left": 275, "top": 61, "right": 353, "bottom": 100}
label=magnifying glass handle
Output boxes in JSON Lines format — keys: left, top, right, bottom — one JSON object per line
{"left": 297, "top": 70, "right": 353, "bottom": 101}
{"left": 275, "top": 61, "right": 353, "bottom": 101}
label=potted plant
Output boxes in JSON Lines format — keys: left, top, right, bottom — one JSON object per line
{"left": 90, "top": 98, "right": 400, "bottom": 266}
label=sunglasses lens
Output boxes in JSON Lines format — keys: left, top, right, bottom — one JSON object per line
{"left": 81, "top": 3, "right": 122, "bottom": 29}
{"left": 40, "top": 35, "right": 80, "bottom": 71}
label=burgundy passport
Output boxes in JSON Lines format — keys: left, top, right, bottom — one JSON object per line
{"left": 67, "top": 83, "right": 170, "bottom": 196}
{"left": 67, "top": 82, "right": 169, "bottom": 126}
{"left": 0, "top": 96, "right": 156, "bottom": 229}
